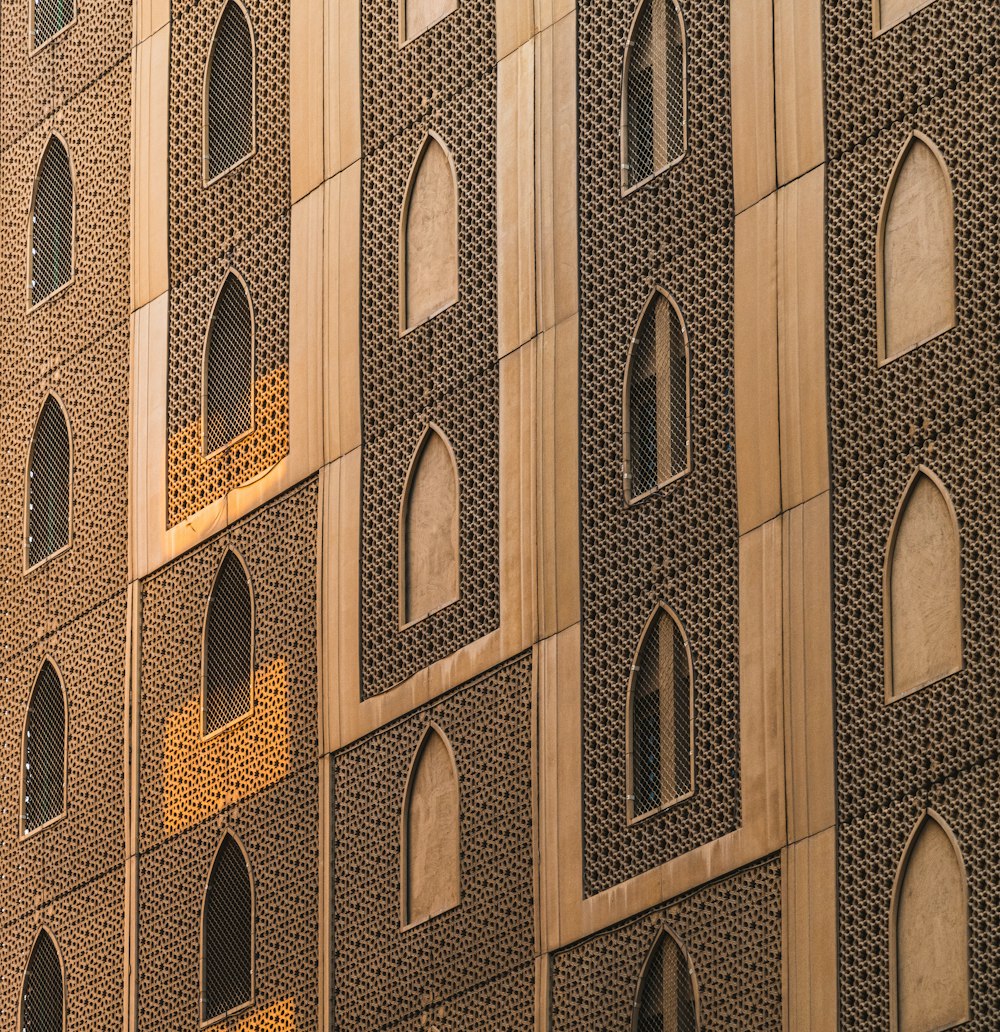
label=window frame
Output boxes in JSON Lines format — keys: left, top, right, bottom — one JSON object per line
{"left": 18, "top": 658, "right": 69, "bottom": 841}
{"left": 23, "top": 392, "right": 74, "bottom": 574}
{"left": 631, "top": 925, "right": 702, "bottom": 1032}
{"left": 26, "top": 134, "right": 77, "bottom": 311}
{"left": 28, "top": 0, "right": 77, "bottom": 55}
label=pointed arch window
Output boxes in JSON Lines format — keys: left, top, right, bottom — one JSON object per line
{"left": 877, "top": 132, "right": 955, "bottom": 363}
{"left": 203, "top": 551, "right": 254, "bottom": 736}
{"left": 30, "top": 136, "right": 74, "bottom": 306}
{"left": 401, "top": 723, "right": 461, "bottom": 926}
{"left": 20, "top": 929, "right": 64, "bottom": 1032}
{"left": 204, "top": 272, "right": 254, "bottom": 456}
{"left": 622, "top": 0, "right": 687, "bottom": 191}
{"left": 21, "top": 661, "right": 67, "bottom": 836}
{"left": 634, "top": 928, "right": 699, "bottom": 1032}
{"left": 205, "top": 0, "right": 256, "bottom": 183}
{"left": 32, "top": 0, "right": 75, "bottom": 49}
{"left": 628, "top": 605, "right": 693, "bottom": 820}
{"left": 890, "top": 811, "right": 969, "bottom": 1032}
{"left": 202, "top": 833, "right": 254, "bottom": 1023}
{"left": 884, "top": 467, "right": 962, "bottom": 701}
{"left": 26, "top": 395, "right": 71, "bottom": 570}
{"left": 624, "top": 289, "right": 690, "bottom": 501}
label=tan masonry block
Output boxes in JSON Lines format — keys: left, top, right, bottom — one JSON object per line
{"left": 498, "top": 38, "right": 537, "bottom": 358}
{"left": 130, "top": 24, "right": 169, "bottom": 313}
{"left": 535, "top": 11, "right": 578, "bottom": 333}
{"left": 778, "top": 164, "right": 828, "bottom": 509}
{"left": 496, "top": 0, "right": 534, "bottom": 61}
{"left": 774, "top": 0, "right": 825, "bottom": 184}
{"left": 291, "top": 0, "right": 325, "bottom": 202}
{"left": 730, "top": 0, "right": 776, "bottom": 214}
{"left": 133, "top": 0, "right": 168, "bottom": 48}
{"left": 317, "top": 754, "right": 332, "bottom": 1027}
{"left": 535, "top": 0, "right": 575, "bottom": 37}
{"left": 735, "top": 194, "right": 781, "bottom": 533}
{"left": 782, "top": 828, "right": 838, "bottom": 1032}
{"left": 325, "top": 0, "right": 361, "bottom": 177}
{"left": 782, "top": 492, "right": 834, "bottom": 844}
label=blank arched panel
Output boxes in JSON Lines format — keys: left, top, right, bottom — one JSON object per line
{"left": 30, "top": 137, "right": 74, "bottom": 306}
{"left": 22, "top": 661, "right": 66, "bottom": 835}
{"left": 401, "top": 134, "right": 458, "bottom": 331}
{"left": 205, "top": 0, "right": 256, "bottom": 182}
{"left": 26, "top": 395, "right": 71, "bottom": 569}
{"left": 20, "top": 929, "right": 64, "bottom": 1032}
{"left": 891, "top": 812, "right": 969, "bottom": 1032}
{"left": 633, "top": 928, "right": 699, "bottom": 1032}
{"left": 403, "top": 0, "right": 456, "bottom": 42}
{"left": 879, "top": 134, "right": 955, "bottom": 362}
{"left": 204, "top": 272, "right": 255, "bottom": 455}
{"left": 203, "top": 551, "right": 254, "bottom": 735}
{"left": 885, "top": 468, "right": 962, "bottom": 700}
{"left": 400, "top": 426, "right": 459, "bottom": 625}
{"left": 202, "top": 833, "right": 254, "bottom": 1022}
{"left": 402, "top": 724, "right": 460, "bottom": 925}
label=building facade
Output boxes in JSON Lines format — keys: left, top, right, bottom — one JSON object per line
{"left": 0, "top": 0, "right": 994, "bottom": 1027}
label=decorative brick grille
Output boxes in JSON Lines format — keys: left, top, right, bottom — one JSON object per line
{"left": 202, "top": 834, "right": 254, "bottom": 1022}
{"left": 30, "top": 138, "right": 73, "bottom": 306}
{"left": 20, "top": 931, "right": 63, "bottom": 1032}
{"left": 22, "top": 661, "right": 65, "bottom": 834}
{"left": 206, "top": 0, "right": 255, "bottom": 181}
{"left": 204, "top": 274, "right": 254, "bottom": 455}
{"left": 203, "top": 551, "right": 254, "bottom": 734}
{"left": 27, "top": 395, "right": 70, "bottom": 568}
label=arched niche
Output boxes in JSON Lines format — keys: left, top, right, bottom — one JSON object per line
{"left": 203, "top": 270, "right": 255, "bottom": 456}
{"left": 25, "top": 393, "right": 72, "bottom": 570}
{"left": 400, "top": 133, "right": 458, "bottom": 332}
{"left": 19, "top": 927, "right": 66, "bottom": 1032}
{"left": 21, "top": 659, "right": 68, "bottom": 837}
{"left": 29, "top": 134, "right": 75, "bottom": 307}
{"left": 890, "top": 810, "right": 969, "bottom": 1032}
{"left": 399, "top": 424, "right": 460, "bottom": 626}
{"left": 401, "top": 723, "right": 460, "bottom": 926}
{"left": 401, "top": 0, "right": 456, "bottom": 43}
{"left": 204, "top": 0, "right": 256, "bottom": 183}
{"left": 632, "top": 926, "right": 700, "bottom": 1032}
{"left": 878, "top": 132, "right": 956, "bottom": 363}
{"left": 884, "top": 467, "right": 962, "bottom": 701}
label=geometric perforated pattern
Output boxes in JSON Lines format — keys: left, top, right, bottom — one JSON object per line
{"left": 204, "top": 275, "right": 254, "bottom": 455}
{"left": 635, "top": 932, "right": 698, "bottom": 1032}
{"left": 30, "top": 138, "right": 73, "bottom": 306}
{"left": 625, "top": 0, "right": 686, "bottom": 189}
{"left": 578, "top": 0, "right": 740, "bottom": 894}
{"left": 202, "top": 834, "right": 253, "bottom": 1022}
{"left": 359, "top": 0, "right": 500, "bottom": 696}
{"left": 206, "top": 1, "right": 255, "bottom": 182}
{"left": 22, "top": 661, "right": 66, "bottom": 835}
{"left": 32, "top": 0, "right": 73, "bottom": 49}
{"left": 20, "top": 930, "right": 63, "bottom": 1032}
{"left": 26, "top": 396, "right": 71, "bottom": 569}
{"left": 203, "top": 552, "right": 254, "bottom": 735}
{"left": 627, "top": 293, "right": 689, "bottom": 499}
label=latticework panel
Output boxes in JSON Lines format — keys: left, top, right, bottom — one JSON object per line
{"left": 22, "top": 661, "right": 66, "bottom": 834}
{"left": 29, "top": 138, "right": 73, "bottom": 306}
{"left": 550, "top": 859, "right": 783, "bottom": 1030}
{"left": 333, "top": 653, "right": 534, "bottom": 1029}
{"left": 139, "top": 481, "right": 317, "bottom": 850}
{"left": 26, "top": 396, "right": 71, "bottom": 569}
{"left": 205, "top": 0, "right": 255, "bottom": 182}
{"left": 577, "top": 0, "right": 740, "bottom": 894}
{"left": 137, "top": 767, "right": 319, "bottom": 1031}
{"left": 359, "top": 0, "right": 500, "bottom": 696}
{"left": 202, "top": 834, "right": 254, "bottom": 1021}
{"left": 203, "top": 552, "right": 254, "bottom": 734}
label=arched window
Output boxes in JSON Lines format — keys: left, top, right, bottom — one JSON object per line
{"left": 877, "top": 132, "right": 955, "bottom": 363}
{"left": 203, "top": 551, "right": 254, "bottom": 735}
{"left": 400, "top": 133, "right": 458, "bottom": 332}
{"left": 203, "top": 272, "right": 254, "bottom": 455}
{"left": 633, "top": 928, "right": 699, "bottom": 1032}
{"left": 19, "top": 929, "right": 65, "bottom": 1032}
{"left": 624, "top": 288, "right": 690, "bottom": 500}
{"left": 622, "top": 0, "right": 686, "bottom": 191}
{"left": 26, "top": 395, "right": 71, "bottom": 569}
{"left": 402, "top": 0, "right": 456, "bottom": 42}
{"left": 401, "top": 723, "right": 461, "bottom": 926}
{"left": 884, "top": 467, "right": 962, "bottom": 701}
{"left": 21, "top": 661, "right": 66, "bottom": 836}
{"left": 890, "top": 811, "right": 969, "bottom": 1032}
{"left": 400, "top": 425, "right": 460, "bottom": 626}
{"left": 32, "top": 0, "right": 75, "bottom": 49}
{"left": 205, "top": 0, "right": 255, "bottom": 183}
{"left": 202, "top": 833, "right": 254, "bottom": 1023}
{"left": 628, "top": 605, "right": 693, "bottom": 820}
{"left": 29, "top": 136, "right": 74, "bottom": 306}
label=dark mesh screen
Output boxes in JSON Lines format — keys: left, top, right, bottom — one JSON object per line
{"left": 626, "top": 0, "right": 685, "bottom": 188}
{"left": 27, "top": 396, "right": 71, "bottom": 568}
{"left": 204, "top": 552, "right": 253, "bottom": 734}
{"left": 635, "top": 932, "right": 698, "bottom": 1032}
{"left": 204, "top": 274, "right": 254, "bottom": 454}
{"left": 23, "top": 662, "right": 65, "bottom": 834}
{"left": 202, "top": 834, "right": 253, "bottom": 1021}
{"left": 30, "top": 139, "right": 73, "bottom": 305}
{"left": 32, "top": 0, "right": 73, "bottom": 48}
{"left": 631, "top": 609, "right": 692, "bottom": 818}
{"left": 206, "top": 1, "right": 255, "bottom": 180}
{"left": 627, "top": 293, "right": 689, "bottom": 499}
{"left": 21, "top": 930, "right": 63, "bottom": 1032}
